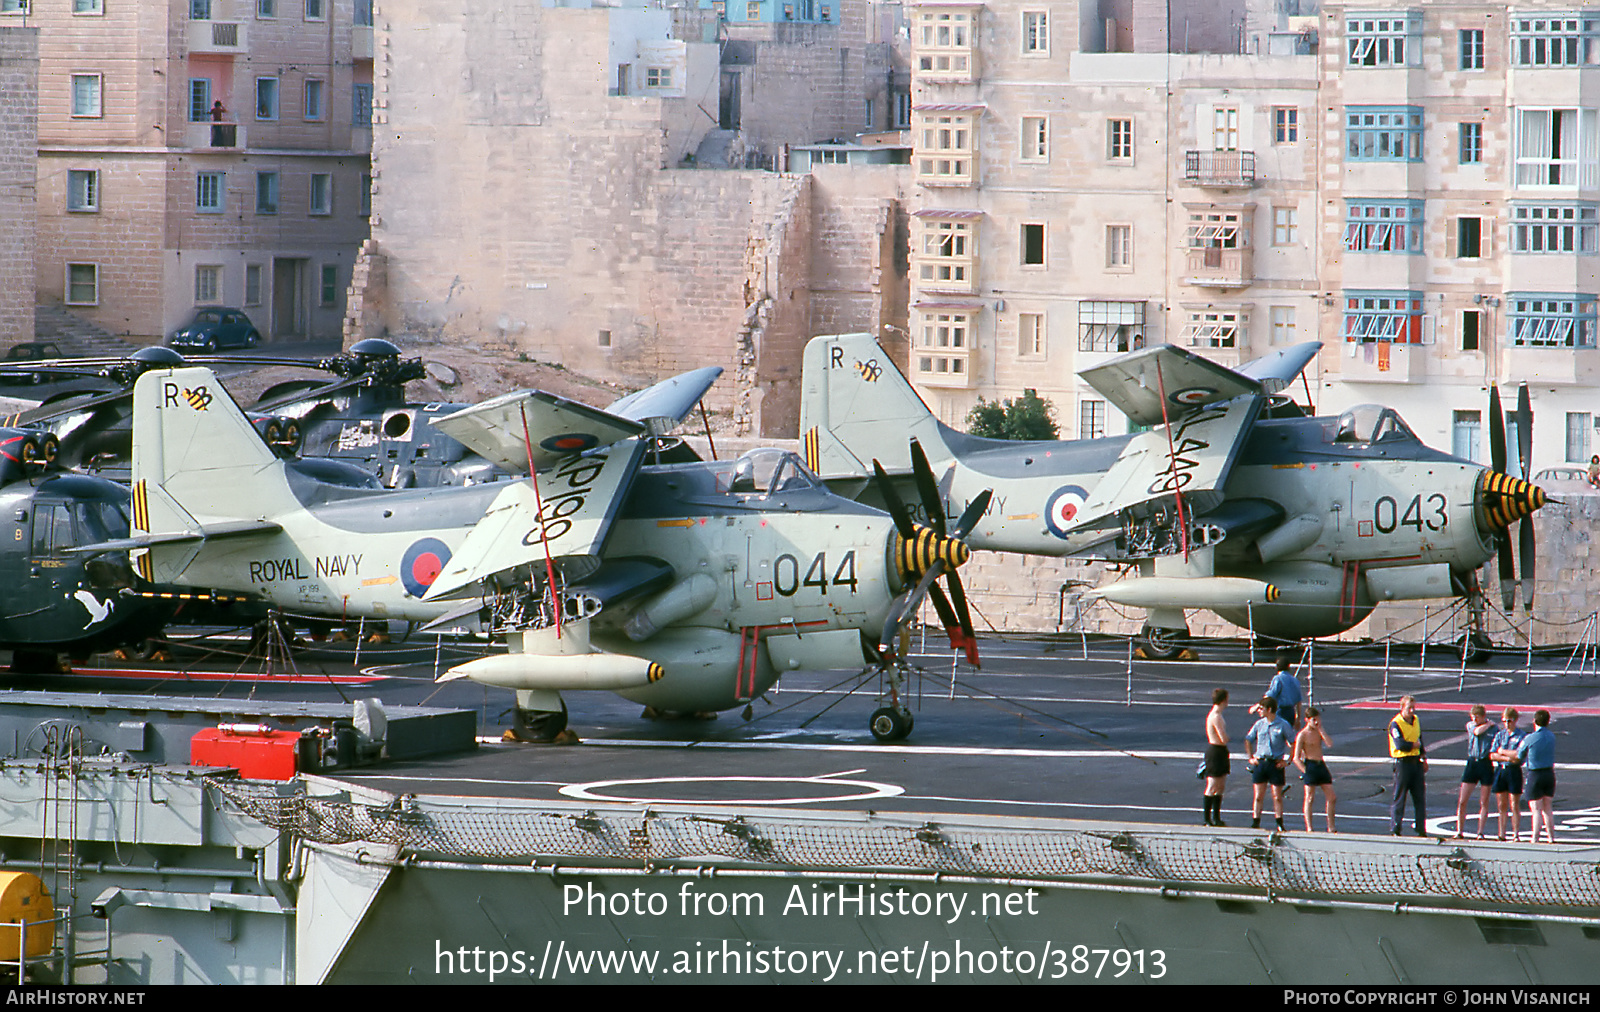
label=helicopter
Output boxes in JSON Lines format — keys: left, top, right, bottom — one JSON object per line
{"left": 798, "top": 333, "right": 1548, "bottom": 658}
{"left": 96, "top": 360, "right": 984, "bottom": 741}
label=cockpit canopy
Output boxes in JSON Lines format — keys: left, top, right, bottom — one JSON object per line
{"left": 717, "top": 449, "right": 820, "bottom": 497}
{"left": 1333, "top": 404, "right": 1418, "bottom": 446}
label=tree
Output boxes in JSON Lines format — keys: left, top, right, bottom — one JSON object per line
{"left": 964, "top": 388, "right": 1059, "bottom": 440}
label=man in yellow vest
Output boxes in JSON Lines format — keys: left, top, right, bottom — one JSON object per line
{"left": 1389, "top": 695, "right": 1428, "bottom": 837}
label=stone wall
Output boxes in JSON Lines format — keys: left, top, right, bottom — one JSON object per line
{"left": 0, "top": 28, "right": 37, "bottom": 350}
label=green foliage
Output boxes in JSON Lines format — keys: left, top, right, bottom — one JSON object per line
{"left": 964, "top": 388, "right": 1060, "bottom": 441}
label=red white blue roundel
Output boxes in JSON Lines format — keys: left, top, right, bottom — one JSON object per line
{"left": 1045, "top": 485, "right": 1090, "bottom": 539}
{"left": 539, "top": 432, "right": 599, "bottom": 454}
{"left": 401, "top": 538, "right": 452, "bottom": 598}
{"left": 1170, "top": 387, "right": 1216, "bottom": 407}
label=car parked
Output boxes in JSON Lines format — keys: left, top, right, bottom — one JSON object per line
{"left": 168, "top": 309, "right": 262, "bottom": 352}
{"left": 0, "top": 341, "right": 71, "bottom": 385}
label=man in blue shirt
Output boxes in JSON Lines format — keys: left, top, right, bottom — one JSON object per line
{"left": 1251, "top": 657, "right": 1304, "bottom": 729}
{"left": 1245, "top": 696, "right": 1293, "bottom": 831}
{"left": 1489, "top": 708, "right": 1529, "bottom": 841}
{"left": 1518, "top": 709, "right": 1557, "bottom": 844}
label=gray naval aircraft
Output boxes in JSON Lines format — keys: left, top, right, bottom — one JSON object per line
{"left": 98, "top": 361, "right": 978, "bottom": 740}
{"left": 799, "top": 333, "right": 1549, "bottom": 658}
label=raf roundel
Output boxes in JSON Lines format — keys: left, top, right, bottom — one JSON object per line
{"left": 539, "top": 432, "right": 600, "bottom": 454}
{"left": 1044, "top": 485, "right": 1090, "bottom": 539}
{"left": 1170, "top": 387, "right": 1216, "bottom": 406}
{"left": 400, "top": 538, "right": 452, "bottom": 598}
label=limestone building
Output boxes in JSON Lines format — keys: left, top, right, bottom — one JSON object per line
{"left": 0, "top": 28, "right": 38, "bottom": 349}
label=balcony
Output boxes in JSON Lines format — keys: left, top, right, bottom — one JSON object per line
{"left": 912, "top": 346, "right": 973, "bottom": 388}
{"left": 187, "top": 19, "right": 248, "bottom": 55}
{"left": 1501, "top": 346, "right": 1600, "bottom": 387}
{"left": 1342, "top": 341, "right": 1428, "bottom": 383}
{"left": 184, "top": 121, "right": 245, "bottom": 150}
{"left": 1183, "top": 246, "right": 1253, "bottom": 288}
{"left": 1183, "top": 150, "right": 1256, "bottom": 188}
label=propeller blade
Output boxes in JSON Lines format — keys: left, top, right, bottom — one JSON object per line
{"left": 909, "top": 439, "right": 946, "bottom": 536}
{"left": 952, "top": 489, "right": 992, "bottom": 540}
{"left": 1496, "top": 529, "right": 1516, "bottom": 612}
{"left": 878, "top": 561, "right": 945, "bottom": 656}
{"left": 1488, "top": 386, "right": 1507, "bottom": 476}
{"left": 925, "top": 579, "right": 962, "bottom": 644}
{"left": 1519, "top": 517, "right": 1537, "bottom": 610}
{"left": 942, "top": 571, "right": 981, "bottom": 667}
{"left": 1516, "top": 384, "right": 1533, "bottom": 479}
{"left": 871, "top": 460, "right": 919, "bottom": 541}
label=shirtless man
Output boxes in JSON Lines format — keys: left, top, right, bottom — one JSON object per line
{"left": 1292, "top": 707, "right": 1337, "bottom": 832}
{"left": 1203, "top": 688, "right": 1230, "bottom": 827}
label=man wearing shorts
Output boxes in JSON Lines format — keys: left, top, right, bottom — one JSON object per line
{"left": 1203, "top": 688, "right": 1230, "bottom": 827}
{"left": 1292, "top": 706, "right": 1336, "bottom": 832}
{"left": 1455, "top": 704, "right": 1497, "bottom": 839}
{"left": 1518, "top": 710, "right": 1557, "bottom": 845}
{"left": 1246, "top": 697, "right": 1293, "bottom": 831}
{"left": 1489, "top": 708, "right": 1528, "bottom": 841}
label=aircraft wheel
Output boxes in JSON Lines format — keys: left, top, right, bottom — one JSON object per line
{"left": 1456, "top": 631, "right": 1492, "bottom": 665}
{"left": 1138, "top": 624, "right": 1188, "bottom": 660}
{"left": 869, "top": 706, "right": 912, "bottom": 742}
{"left": 513, "top": 702, "right": 569, "bottom": 743}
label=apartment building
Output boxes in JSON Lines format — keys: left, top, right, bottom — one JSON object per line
{"left": 0, "top": 28, "right": 38, "bottom": 349}
{"left": 905, "top": 0, "right": 1600, "bottom": 475}
{"left": 13, "top": 0, "right": 371, "bottom": 343}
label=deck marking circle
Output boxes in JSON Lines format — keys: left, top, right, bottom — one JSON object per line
{"left": 1044, "top": 485, "right": 1089, "bottom": 538}
{"left": 400, "top": 537, "right": 451, "bottom": 597}
{"left": 558, "top": 772, "right": 905, "bottom": 806}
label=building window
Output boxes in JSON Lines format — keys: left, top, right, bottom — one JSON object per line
{"left": 309, "top": 173, "right": 331, "bottom": 215}
{"left": 70, "top": 74, "right": 102, "bottom": 118}
{"left": 1566, "top": 413, "right": 1594, "bottom": 463}
{"left": 1022, "top": 11, "right": 1047, "bottom": 54}
{"left": 360, "top": 173, "right": 372, "bottom": 217}
{"left": 819, "top": 5, "right": 828, "bottom": 21}
{"left": 1454, "top": 411, "right": 1482, "bottom": 462}
{"left": 914, "top": 217, "right": 975, "bottom": 289}
{"left": 1020, "top": 116, "right": 1047, "bottom": 162}
{"left": 354, "top": 0, "right": 372, "bottom": 26}
{"left": 1018, "top": 312, "right": 1044, "bottom": 357}
{"left": 352, "top": 84, "right": 373, "bottom": 128}
{"left": 1105, "top": 224, "right": 1132, "bottom": 269}
{"left": 196, "top": 171, "right": 224, "bottom": 212}
{"left": 256, "top": 171, "right": 278, "bottom": 214}
{"left": 1187, "top": 209, "right": 1245, "bottom": 255}
{"left": 1021, "top": 223, "right": 1045, "bottom": 266}
{"left": 1212, "top": 107, "right": 1239, "bottom": 151}
{"left": 303, "top": 80, "right": 324, "bottom": 121}
{"left": 65, "top": 264, "right": 98, "bottom": 306}
{"left": 189, "top": 0, "right": 210, "bottom": 18}
{"left": 0, "top": 0, "right": 31, "bottom": 14}
{"left": 1185, "top": 308, "right": 1245, "bottom": 349}
{"left": 320, "top": 264, "right": 338, "bottom": 307}
{"left": 304, "top": 0, "right": 323, "bottom": 19}
{"left": 1460, "top": 28, "right": 1485, "bottom": 70}
{"left": 1511, "top": 15, "right": 1599, "bottom": 68}
{"left": 1080, "top": 399, "right": 1106, "bottom": 440}
{"left": 1507, "top": 294, "right": 1598, "bottom": 348}
{"left": 1346, "top": 13, "right": 1419, "bottom": 67}
{"left": 1270, "top": 306, "right": 1296, "bottom": 345}
{"left": 1272, "top": 206, "right": 1299, "bottom": 246}
{"left": 195, "top": 265, "right": 221, "bottom": 304}
{"left": 257, "top": 0, "right": 275, "bottom": 16}
{"left": 1459, "top": 122, "right": 1482, "bottom": 164}
{"left": 745, "top": 1, "right": 759, "bottom": 18}
{"left": 1511, "top": 203, "right": 1599, "bottom": 253}
{"left": 66, "top": 170, "right": 98, "bottom": 212}
{"left": 894, "top": 92, "right": 911, "bottom": 129}
{"left": 645, "top": 67, "right": 673, "bottom": 88}
{"left": 1454, "top": 217, "right": 1485, "bottom": 259}
{"left": 1274, "top": 107, "right": 1298, "bottom": 144}
{"left": 1461, "top": 309, "right": 1484, "bottom": 352}
{"left": 1347, "top": 106, "right": 1423, "bottom": 161}
{"left": 782, "top": 4, "right": 793, "bottom": 19}
{"left": 256, "top": 77, "right": 279, "bottom": 121}
{"left": 915, "top": 111, "right": 976, "bottom": 185}
{"left": 73, "top": 0, "right": 103, "bottom": 14}
{"left": 1514, "top": 108, "right": 1599, "bottom": 188}
{"left": 188, "top": 79, "right": 213, "bottom": 123}
{"left": 1078, "top": 301, "right": 1144, "bottom": 353}
{"left": 1343, "top": 291, "right": 1424, "bottom": 343}
{"left": 1344, "top": 199, "right": 1424, "bottom": 253}
{"left": 915, "top": 310, "right": 972, "bottom": 381}
{"left": 1107, "top": 118, "right": 1133, "bottom": 161}
{"left": 915, "top": 9, "right": 974, "bottom": 77}
{"left": 245, "top": 264, "right": 263, "bottom": 306}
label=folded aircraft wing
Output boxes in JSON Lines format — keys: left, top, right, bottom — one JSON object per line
{"left": 1237, "top": 341, "right": 1321, "bottom": 394}
{"left": 1069, "top": 395, "right": 1264, "bottom": 534}
{"left": 424, "top": 437, "right": 646, "bottom": 601}
{"left": 1079, "top": 344, "right": 1263, "bottom": 428}
{"left": 604, "top": 366, "right": 722, "bottom": 435}
{"left": 431, "top": 390, "right": 646, "bottom": 474}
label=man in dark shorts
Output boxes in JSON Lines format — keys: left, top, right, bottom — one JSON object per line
{"left": 1489, "top": 708, "right": 1528, "bottom": 841}
{"left": 1518, "top": 709, "right": 1557, "bottom": 844}
{"left": 1454, "top": 704, "right": 1497, "bottom": 839}
{"left": 1203, "top": 688, "right": 1230, "bottom": 826}
{"left": 1246, "top": 696, "right": 1292, "bottom": 831}
{"left": 1293, "top": 706, "right": 1336, "bottom": 832}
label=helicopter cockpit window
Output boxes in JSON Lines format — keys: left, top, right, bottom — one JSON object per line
{"left": 31, "top": 504, "right": 74, "bottom": 556}
{"left": 74, "top": 500, "right": 129, "bottom": 543}
{"left": 1333, "top": 404, "right": 1417, "bottom": 445}
{"left": 717, "top": 449, "right": 819, "bottom": 497}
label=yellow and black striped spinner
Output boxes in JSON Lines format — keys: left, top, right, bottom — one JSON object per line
{"left": 893, "top": 526, "right": 970, "bottom": 583}
{"left": 647, "top": 663, "right": 665, "bottom": 684}
{"left": 1477, "top": 471, "right": 1547, "bottom": 530}
{"left": 1265, "top": 584, "right": 1281, "bottom": 602}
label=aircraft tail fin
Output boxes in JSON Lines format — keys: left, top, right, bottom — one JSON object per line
{"left": 799, "top": 333, "right": 953, "bottom": 477}
{"left": 131, "top": 366, "right": 295, "bottom": 580}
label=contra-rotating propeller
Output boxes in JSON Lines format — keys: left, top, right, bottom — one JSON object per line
{"left": 1484, "top": 383, "right": 1547, "bottom": 611}
{"left": 871, "top": 439, "right": 991, "bottom": 666}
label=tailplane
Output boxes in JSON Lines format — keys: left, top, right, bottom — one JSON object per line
{"left": 799, "top": 333, "right": 952, "bottom": 477}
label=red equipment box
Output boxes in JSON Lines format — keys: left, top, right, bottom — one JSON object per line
{"left": 191, "top": 725, "right": 303, "bottom": 780}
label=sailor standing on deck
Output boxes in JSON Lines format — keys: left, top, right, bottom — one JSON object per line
{"left": 1389, "top": 695, "right": 1428, "bottom": 837}
{"left": 1246, "top": 697, "right": 1293, "bottom": 831}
